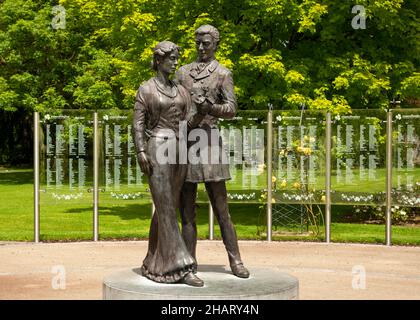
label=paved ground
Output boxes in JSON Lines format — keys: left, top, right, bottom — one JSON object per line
{"left": 0, "top": 240, "right": 419, "bottom": 300}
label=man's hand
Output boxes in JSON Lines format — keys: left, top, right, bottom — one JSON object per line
{"left": 191, "top": 88, "right": 206, "bottom": 105}
{"left": 196, "top": 99, "right": 211, "bottom": 115}
{"left": 137, "top": 151, "right": 153, "bottom": 176}
{"left": 191, "top": 87, "right": 211, "bottom": 115}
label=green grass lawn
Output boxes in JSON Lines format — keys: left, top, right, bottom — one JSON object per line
{"left": 331, "top": 223, "right": 420, "bottom": 245}
{"left": 0, "top": 168, "right": 419, "bottom": 245}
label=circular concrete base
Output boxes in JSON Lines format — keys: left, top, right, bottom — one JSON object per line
{"left": 103, "top": 266, "right": 298, "bottom": 300}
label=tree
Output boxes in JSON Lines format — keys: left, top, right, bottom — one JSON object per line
{"left": 0, "top": 0, "right": 419, "bottom": 164}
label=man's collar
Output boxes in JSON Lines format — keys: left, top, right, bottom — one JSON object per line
{"left": 189, "top": 60, "right": 219, "bottom": 80}
{"left": 206, "top": 59, "right": 218, "bottom": 73}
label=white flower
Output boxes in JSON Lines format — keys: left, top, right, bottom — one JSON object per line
{"left": 400, "top": 211, "right": 406, "bottom": 216}
{"left": 395, "top": 114, "right": 402, "bottom": 120}
{"left": 276, "top": 115, "right": 282, "bottom": 122}
{"left": 103, "top": 115, "right": 109, "bottom": 121}
{"left": 335, "top": 115, "right": 341, "bottom": 121}
{"left": 44, "top": 114, "right": 51, "bottom": 120}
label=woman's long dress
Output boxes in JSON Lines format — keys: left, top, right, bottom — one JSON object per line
{"left": 133, "top": 78, "right": 199, "bottom": 283}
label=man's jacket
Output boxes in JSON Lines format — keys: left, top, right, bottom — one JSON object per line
{"left": 175, "top": 59, "right": 237, "bottom": 183}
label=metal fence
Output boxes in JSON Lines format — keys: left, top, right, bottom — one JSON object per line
{"left": 33, "top": 106, "right": 420, "bottom": 245}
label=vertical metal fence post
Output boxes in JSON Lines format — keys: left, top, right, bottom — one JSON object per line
{"left": 34, "top": 112, "right": 40, "bottom": 243}
{"left": 209, "top": 204, "right": 214, "bottom": 240}
{"left": 325, "top": 112, "right": 332, "bottom": 243}
{"left": 266, "top": 104, "right": 273, "bottom": 242}
{"left": 93, "top": 112, "right": 99, "bottom": 241}
{"left": 385, "top": 109, "right": 393, "bottom": 246}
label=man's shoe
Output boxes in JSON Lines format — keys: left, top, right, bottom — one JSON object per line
{"left": 181, "top": 272, "right": 204, "bottom": 287}
{"left": 231, "top": 263, "right": 250, "bottom": 278}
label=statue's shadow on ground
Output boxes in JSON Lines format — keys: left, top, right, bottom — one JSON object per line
{"left": 196, "top": 264, "right": 230, "bottom": 274}
{"left": 132, "top": 264, "right": 230, "bottom": 277}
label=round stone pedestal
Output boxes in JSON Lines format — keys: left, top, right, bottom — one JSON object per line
{"left": 103, "top": 266, "right": 298, "bottom": 300}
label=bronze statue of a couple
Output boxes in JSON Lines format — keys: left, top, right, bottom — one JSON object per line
{"left": 132, "top": 25, "right": 249, "bottom": 287}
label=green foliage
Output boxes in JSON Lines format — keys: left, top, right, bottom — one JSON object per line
{"left": 1, "top": 0, "right": 419, "bottom": 112}
{"left": 399, "top": 72, "right": 420, "bottom": 99}
{"left": 352, "top": 205, "right": 418, "bottom": 224}
{"left": 0, "top": 0, "right": 419, "bottom": 163}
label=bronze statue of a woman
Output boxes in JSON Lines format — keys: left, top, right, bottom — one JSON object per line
{"left": 132, "top": 41, "right": 205, "bottom": 287}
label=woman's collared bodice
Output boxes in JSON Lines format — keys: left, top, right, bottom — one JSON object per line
{"left": 152, "top": 79, "right": 187, "bottom": 138}
{"left": 133, "top": 78, "right": 192, "bottom": 150}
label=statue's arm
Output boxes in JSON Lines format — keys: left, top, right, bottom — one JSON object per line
{"left": 133, "top": 87, "right": 148, "bottom": 154}
{"left": 187, "top": 107, "right": 205, "bottom": 131}
{"left": 207, "top": 71, "right": 237, "bottom": 119}
{"left": 181, "top": 86, "right": 205, "bottom": 130}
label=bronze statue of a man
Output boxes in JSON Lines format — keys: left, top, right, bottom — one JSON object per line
{"left": 175, "top": 25, "right": 250, "bottom": 278}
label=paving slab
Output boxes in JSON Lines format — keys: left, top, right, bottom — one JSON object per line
{"left": 0, "top": 240, "right": 419, "bottom": 300}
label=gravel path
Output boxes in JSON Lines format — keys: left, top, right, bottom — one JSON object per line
{"left": 1, "top": 240, "right": 419, "bottom": 300}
